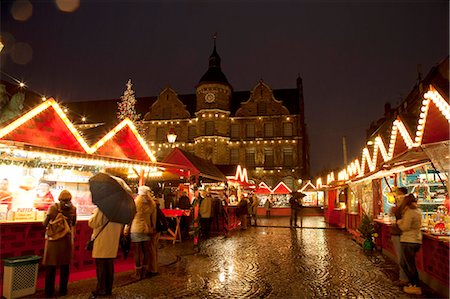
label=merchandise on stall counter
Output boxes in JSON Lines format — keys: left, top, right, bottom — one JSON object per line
{"left": 421, "top": 205, "right": 450, "bottom": 235}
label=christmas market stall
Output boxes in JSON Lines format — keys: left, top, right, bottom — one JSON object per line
{"left": 0, "top": 98, "right": 161, "bottom": 292}
{"left": 316, "top": 82, "right": 450, "bottom": 297}
{"left": 263, "top": 181, "right": 292, "bottom": 216}
{"left": 161, "top": 148, "right": 229, "bottom": 239}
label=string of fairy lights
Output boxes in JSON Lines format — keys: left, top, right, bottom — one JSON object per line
{"left": 316, "top": 85, "right": 450, "bottom": 188}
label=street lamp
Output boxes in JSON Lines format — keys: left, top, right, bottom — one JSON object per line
{"left": 167, "top": 128, "right": 177, "bottom": 144}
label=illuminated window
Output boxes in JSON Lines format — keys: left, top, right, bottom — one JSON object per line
{"left": 246, "top": 148, "right": 256, "bottom": 167}
{"left": 264, "top": 123, "right": 274, "bottom": 137}
{"left": 205, "top": 121, "right": 214, "bottom": 135}
{"left": 246, "top": 123, "right": 255, "bottom": 138}
{"left": 231, "top": 124, "right": 240, "bottom": 138}
{"left": 283, "top": 147, "right": 293, "bottom": 166}
{"left": 264, "top": 148, "right": 274, "bottom": 167}
{"left": 283, "top": 123, "right": 293, "bottom": 136}
{"left": 230, "top": 148, "right": 239, "bottom": 164}
{"left": 188, "top": 126, "right": 196, "bottom": 141}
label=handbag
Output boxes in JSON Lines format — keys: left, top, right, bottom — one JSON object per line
{"left": 85, "top": 220, "right": 110, "bottom": 251}
{"left": 46, "top": 203, "right": 71, "bottom": 241}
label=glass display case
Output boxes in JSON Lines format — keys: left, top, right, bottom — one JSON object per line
{"left": 347, "top": 184, "right": 360, "bottom": 214}
{"left": 0, "top": 164, "right": 96, "bottom": 222}
{"left": 398, "top": 163, "right": 447, "bottom": 213}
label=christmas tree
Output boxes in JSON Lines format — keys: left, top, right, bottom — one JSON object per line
{"left": 117, "top": 79, "right": 140, "bottom": 122}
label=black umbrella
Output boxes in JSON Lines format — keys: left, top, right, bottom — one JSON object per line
{"left": 89, "top": 173, "right": 136, "bottom": 224}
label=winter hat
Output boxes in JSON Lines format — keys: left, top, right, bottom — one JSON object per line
{"left": 58, "top": 190, "right": 72, "bottom": 201}
{"left": 138, "top": 186, "right": 151, "bottom": 196}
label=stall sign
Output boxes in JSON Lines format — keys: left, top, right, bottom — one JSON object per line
{"left": 14, "top": 207, "right": 36, "bottom": 221}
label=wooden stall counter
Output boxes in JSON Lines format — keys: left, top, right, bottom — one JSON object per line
{"left": 374, "top": 219, "right": 449, "bottom": 298}
{"left": 0, "top": 219, "right": 134, "bottom": 296}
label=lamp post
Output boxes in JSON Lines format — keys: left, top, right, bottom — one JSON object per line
{"left": 167, "top": 128, "right": 177, "bottom": 144}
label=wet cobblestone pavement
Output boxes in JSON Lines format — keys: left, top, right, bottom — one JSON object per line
{"left": 31, "top": 217, "right": 444, "bottom": 299}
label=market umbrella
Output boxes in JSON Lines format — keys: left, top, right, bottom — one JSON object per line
{"left": 88, "top": 173, "right": 136, "bottom": 224}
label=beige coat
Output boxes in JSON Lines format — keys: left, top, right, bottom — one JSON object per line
{"left": 88, "top": 208, "right": 124, "bottom": 258}
{"left": 126, "top": 195, "right": 152, "bottom": 234}
{"left": 199, "top": 195, "right": 212, "bottom": 218}
{"left": 397, "top": 206, "right": 422, "bottom": 244}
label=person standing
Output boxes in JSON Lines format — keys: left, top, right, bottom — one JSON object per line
{"left": 42, "top": 190, "right": 76, "bottom": 297}
{"left": 249, "top": 194, "right": 259, "bottom": 226}
{"left": 146, "top": 190, "right": 159, "bottom": 277}
{"left": 199, "top": 190, "right": 212, "bottom": 239}
{"left": 89, "top": 208, "right": 124, "bottom": 298}
{"left": 397, "top": 194, "right": 423, "bottom": 295}
{"left": 237, "top": 197, "right": 248, "bottom": 230}
{"left": 211, "top": 194, "right": 222, "bottom": 232}
{"left": 177, "top": 191, "right": 192, "bottom": 240}
{"left": 124, "top": 186, "right": 152, "bottom": 280}
{"left": 389, "top": 186, "right": 408, "bottom": 286}
{"left": 289, "top": 192, "right": 305, "bottom": 227}
{"left": 265, "top": 195, "right": 273, "bottom": 218}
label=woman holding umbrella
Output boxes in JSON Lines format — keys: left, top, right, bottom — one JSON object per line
{"left": 88, "top": 173, "right": 136, "bottom": 298}
{"left": 124, "top": 186, "right": 153, "bottom": 280}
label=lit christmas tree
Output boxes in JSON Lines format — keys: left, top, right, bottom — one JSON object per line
{"left": 117, "top": 79, "right": 140, "bottom": 122}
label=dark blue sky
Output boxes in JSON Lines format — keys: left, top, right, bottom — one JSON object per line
{"left": 1, "top": 0, "right": 448, "bottom": 176}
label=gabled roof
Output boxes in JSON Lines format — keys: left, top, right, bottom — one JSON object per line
{"left": 272, "top": 181, "right": 292, "bottom": 194}
{"left": 0, "top": 98, "right": 90, "bottom": 153}
{"left": 0, "top": 99, "right": 155, "bottom": 162}
{"left": 300, "top": 181, "right": 317, "bottom": 193}
{"left": 162, "top": 148, "right": 226, "bottom": 181}
{"left": 63, "top": 87, "right": 300, "bottom": 129}
{"left": 255, "top": 182, "right": 272, "bottom": 194}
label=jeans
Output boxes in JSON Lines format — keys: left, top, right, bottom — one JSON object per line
{"left": 391, "top": 235, "right": 408, "bottom": 281}
{"left": 400, "top": 242, "right": 421, "bottom": 286}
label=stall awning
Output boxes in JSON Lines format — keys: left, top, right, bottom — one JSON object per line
{"left": 254, "top": 182, "right": 272, "bottom": 194}
{"left": 162, "top": 148, "right": 226, "bottom": 182}
{"left": 271, "top": 182, "right": 292, "bottom": 194}
{"left": 382, "top": 147, "right": 430, "bottom": 170}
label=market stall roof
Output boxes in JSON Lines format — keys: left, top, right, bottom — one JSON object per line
{"left": 271, "top": 182, "right": 292, "bottom": 194}
{"left": 299, "top": 181, "right": 317, "bottom": 193}
{"left": 382, "top": 147, "right": 430, "bottom": 170}
{"left": 0, "top": 99, "right": 90, "bottom": 153}
{"left": 162, "top": 148, "right": 226, "bottom": 182}
{"left": 0, "top": 99, "right": 156, "bottom": 162}
{"left": 254, "top": 182, "right": 272, "bottom": 194}
{"left": 421, "top": 140, "right": 450, "bottom": 173}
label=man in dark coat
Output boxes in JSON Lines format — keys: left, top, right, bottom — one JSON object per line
{"left": 289, "top": 192, "right": 306, "bottom": 227}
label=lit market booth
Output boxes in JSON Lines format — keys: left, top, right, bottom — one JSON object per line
{"left": 297, "top": 180, "right": 324, "bottom": 217}
{"left": 224, "top": 165, "right": 255, "bottom": 230}
{"left": 316, "top": 84, "right": 450, "bottom": 297}
{"left": 161, "top": 148, "right": 230, "bottom": 236}
{"left": 0, "top": 99, "right": 161, "bottom": 290}
{"left": 254, "top": 181, "right": 293, "bottom": 216}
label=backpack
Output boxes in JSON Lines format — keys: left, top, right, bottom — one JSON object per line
{"left": 155, "top": 205, "right": 168, "bottom": 232}
{"left": 46, "top": 204, "right": 71, "bottom": 240}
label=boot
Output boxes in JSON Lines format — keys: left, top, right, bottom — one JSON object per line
{"left": 140, "top": 267, "right": 147, "bottom": 280}
{"left": 132, "top": 267, "right": 142, "bottom": 280}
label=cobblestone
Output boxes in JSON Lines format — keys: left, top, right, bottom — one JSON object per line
{"left": 31, "top": 217, "right": 443, "bottom": 298}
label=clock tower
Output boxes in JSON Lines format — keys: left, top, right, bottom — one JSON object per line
{"left": 195, "top": 37, "right": 232, "bottom": 113}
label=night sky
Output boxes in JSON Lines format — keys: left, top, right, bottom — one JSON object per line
{"left": 1, "top": 0, "right": 448, "bottom": 176}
